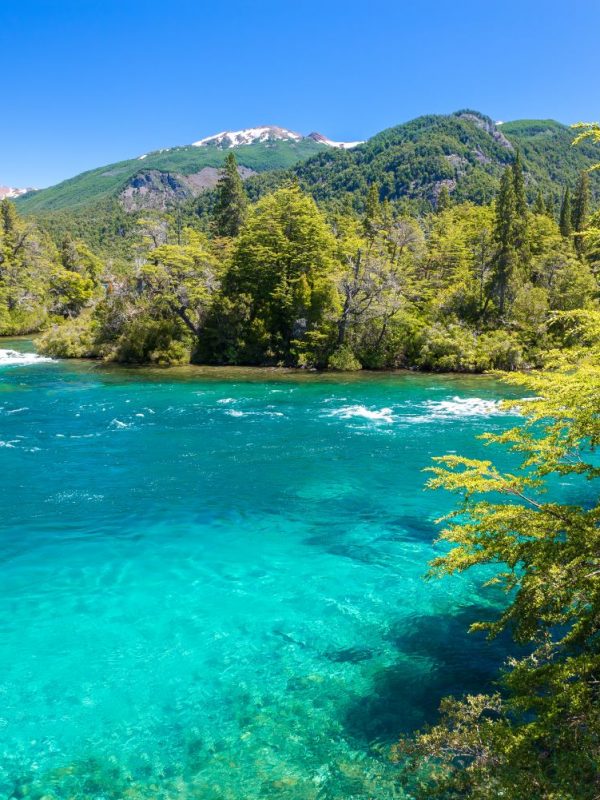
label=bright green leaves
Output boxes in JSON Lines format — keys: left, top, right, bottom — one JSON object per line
{"left": 398, "top": 330, "right": 600, "bottom": 798}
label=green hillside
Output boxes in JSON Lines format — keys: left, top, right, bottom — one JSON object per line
{"left": 16, "top": 138, "right": 327, "bottom": 213}
{"left": 290, "top": 112, "right": 600, "bottom": 210}
{"left": 16, "top": 112, "right": 600, "bottom": 218}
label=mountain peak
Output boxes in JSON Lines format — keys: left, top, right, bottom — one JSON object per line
{"left": 192, "top": 126, "right": 303, "bottom": 148}
{"left": 191, "top": 126, "right": 364, "bottom": 150}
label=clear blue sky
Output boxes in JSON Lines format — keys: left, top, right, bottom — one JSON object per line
{"left": 2, "top": 0, "right": 598, "bottom": 188}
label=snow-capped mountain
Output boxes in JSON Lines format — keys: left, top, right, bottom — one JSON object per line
{"left": 0, "top": 185, "right": 33, "bottom": 199}
{"left": 16, "top": 125, "right": 366, "bottom": 213}
{"left": 193, "top": 125, "right": 363, "bottom": 150}
{"left": 193, "top": 126, "right": 303, "bottom": 148}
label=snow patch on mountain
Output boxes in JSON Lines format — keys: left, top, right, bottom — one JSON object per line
{"left": 307, "top": 132, "right": 364, "bottom": 149}
{"left": 0, "top": 186, "right": 34, "bottom": 199}
{"left": 193, "top": 126, "right": 303, "bottom": 148}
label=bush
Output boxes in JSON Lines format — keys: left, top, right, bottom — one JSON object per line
{"left": 417, "top": 324, "right": 477, "bottom": 371}
{"left": 37, "top": 315, "right": 98, "bottom": 358}
{"left": 474, "top": 330, "right": 523, "bottom": 371}
{"left": 111, "top": 317, "right": 190, "bottom": 365}
{"left": 328, "top": 345, "right": 362, "bottom": 371}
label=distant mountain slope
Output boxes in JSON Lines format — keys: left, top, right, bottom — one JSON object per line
{"left": 16, "top": 127, "right": 349, "bottom": 213}
{"left": 291, "top": 112, "right": 600, "bottom": 209}
{"left": 15, "top": 113, "right": 600, "bottom": 216}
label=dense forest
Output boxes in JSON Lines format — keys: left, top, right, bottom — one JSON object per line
{"left": 2, "top": 122, "right": 599, "bottom": 374}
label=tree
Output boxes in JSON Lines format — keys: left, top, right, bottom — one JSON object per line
{"left": 140, "top": 228, "right": 220, "bottom": 338}
{"left": 559, "top": 187, "right": 572, "bottom": 237}
{"left": 395, "top": 313, "right": 600, "bottom": 798}
{"left": 533, "top": 190, "right": 546, "bottom": 215}
{"left": 211, "top": 152, "right": 248, "bottom": 237}
{"left": 511, "top": 150, "right": 527, "bottom": 218}
{"left": 363, "top": 183, "right": 381, "bottom": 242}
{"left": 0, "top": 199, "right": 54, "bottom": 333}
{"left": 334, "top": 222, "right": 418, "bottom": 353}
{"left": 571, "top": 170, "right": 590, "bottom": 255}
{"left": 436, "top": 185, "right": 452, "bottom": 213}
{"left": 221, "top": 185, "right": 339, "bottom": 365}
{"left": 491, "top": 168, "right": 518, "bottom": 317}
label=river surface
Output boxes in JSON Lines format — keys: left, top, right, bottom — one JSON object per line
{"left": 0, "top": 341, "right": 540, "bottom": 798}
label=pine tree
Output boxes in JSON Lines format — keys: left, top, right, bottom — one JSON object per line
{"left": 545, "top": 194, "right": 557, "bottom": 221}
{"left": 510, "top": 150, "right": 530, "bottom": 265}
{"left": 571, "top": 171, "right": 590, "bottom": 255}
{"left": 363, "top": 183, "right": 381, "bottom": 241}
{"left": 436, "top": 185, "right": 452, "bottom": 213}
{"left": 492, "top": 167, "right": 518, "bottom": 317}
{"left": 211, "top": 152, "right": 248, "bottom": 238}
{"left": 559, "top": 187, "right": 573, "bottom": 237}
{"left": 493, "top": 169, "right": 517, "bottom": 316}
{"left": 533, "top": 190, "right": 546, "bottom": 215}
{"left": 511, "top": 150, "right": 527, "bottom": 218}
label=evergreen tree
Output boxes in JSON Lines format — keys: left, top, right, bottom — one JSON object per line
{"left": 511, "top": 150, "right": 527, "bottom": 218}
{"left": 533, "top": 190, "right": 546, "bottom": 215}
{"left": 492, "top": 167, "right": 518, "bottom": 317}
{"left": 363, "top": 183, "right": 381, "bottom": 241}
{"left": 572, "top": 170, "right": 590, "bottom": 255}
{"left": 545, "top": 194, "right": 557, "bottom": 220}
{"left": 0, "top": 198, "right": 20, "bottom": 236}
{"left": 509, "top": 150, "right": 530, "bottom": 265}
{"left": 559, "top": 187, "right": 573, "bottom": 237}
{"left": 211, "top": 152, "right": 248, "bottom": 237}
{"left": 436, "top": 185, "right": 452, "bottom": 213}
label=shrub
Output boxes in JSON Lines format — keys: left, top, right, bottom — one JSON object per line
{"left": 328, "top": 345, "right": 362, "bottom": 371}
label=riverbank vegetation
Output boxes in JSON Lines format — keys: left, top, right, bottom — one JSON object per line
{"left": 394, "top": 309, "right": 600, "bottom": 798}
{"left": 1, "top": 133, "right": 598, "bottom": 372}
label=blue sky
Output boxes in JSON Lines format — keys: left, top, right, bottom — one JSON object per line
{"left": 2, "top": 0, "right": 598, "bottom": 187}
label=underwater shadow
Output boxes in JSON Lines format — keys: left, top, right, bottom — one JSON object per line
{"left": 343, "top": 605, "right": 521, "bottom": 745}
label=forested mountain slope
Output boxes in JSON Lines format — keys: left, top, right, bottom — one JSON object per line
{"left": 290, "top": 111, "right": 600, "bottom": 211}
{"left": 15, "top": 112, "right": 600, "bottom": 217}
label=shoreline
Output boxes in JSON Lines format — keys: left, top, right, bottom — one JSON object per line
{"left": 0, "top": 335, "right": 510, "bottom": 382}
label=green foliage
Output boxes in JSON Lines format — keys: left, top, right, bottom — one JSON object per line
{"left": 211, "top": 152, "right": 248, "bottom": 237}
{"left": 294, "top": 113, "right": 600, "bottom": 214}
{"left": 206, "top": 185, "right": 339, "bottom": 365}
{"left": 395, "top": 315, "right": 600, "bottom": 798}
{"left": 559, "top": 186, "right": 573, "bottom": 236}
{"left": 328, "top": 344, "right": 362, "bottom": 371}
{"left": 0, "top": 200, "right": 55, "bottom": 334}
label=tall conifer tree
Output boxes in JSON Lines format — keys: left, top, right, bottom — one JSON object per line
{"left": 533, "top": 190, "right": 546, "bottom": 215}
{"left": 363, "top": 183, "right": 381, "bottom": 242}
{"left": 511, "top": 150, "right": 527, "bottom": 217}
{"left": 571, "top": 171, "right": 590, "bottom": 255}
{"left": 492, "top": 167, "right": 518, "bottom": 317}
{"left": 211, "top": 152, "right": 248, "bottom": 238}
{"left": 559, "top": 187, "right": 573, "bottom": 237}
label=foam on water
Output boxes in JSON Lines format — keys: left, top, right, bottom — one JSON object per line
{"left": 326, "top": 404, "right": 395, "bottom": 422}
{"left": 0, "top": 348, "right": 53, "bottom": 367}
{"left": 413, "top": 396, "right": 504, "bottom": 421}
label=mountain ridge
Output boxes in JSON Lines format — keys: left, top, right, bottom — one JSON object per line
{"left": 14, "top": 112, "right": 600, "bottom": 215}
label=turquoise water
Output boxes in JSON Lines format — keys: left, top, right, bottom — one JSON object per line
{"left": 0, "top": 343, "right": 532, "bottom": 799}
